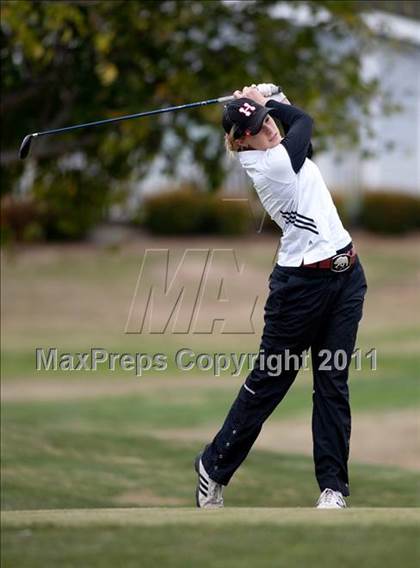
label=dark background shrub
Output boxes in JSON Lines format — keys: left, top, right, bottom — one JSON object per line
{"left": 360, "top": 191, "right": 420, "bottom": 234}
{"left": 0, "top": 196, "right": 44, "bottom": 243}
{"left": 141, "top": 190, "right": 206, "bottom": 235}
{"left": 142, "top": 190, "right": 250, "bottom": 236}
{"left": 331, "top": 193, "right": 351, "bottom": 228}
{"left": 32, "top": 171, "right": 109, "bottom": 241}
{"left": 204, "top": 198, "right": 250, "bottom": 235}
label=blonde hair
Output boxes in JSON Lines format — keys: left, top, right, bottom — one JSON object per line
{"left": 224, "top": 127, "right": 242, "bottom": 157}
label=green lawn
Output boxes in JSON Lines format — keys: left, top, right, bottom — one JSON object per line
{"left": 2, "top": 509, "right": 420, "bottom": 568}
{"left": 2, "top": 393, "right": 420, "bottom": 511}
{"left": 2, "top": 234, "right": 420, "bottom": 567}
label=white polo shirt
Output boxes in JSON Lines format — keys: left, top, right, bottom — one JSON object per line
{"left": 238, "top": 144, "right": 351, "bottom": 266}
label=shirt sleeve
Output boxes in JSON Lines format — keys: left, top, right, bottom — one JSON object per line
{"left": 261, "top": 143, "right": 296, "bottom": 185}
{"left": 265, "top": 99, "right": 313, "bottom": 173}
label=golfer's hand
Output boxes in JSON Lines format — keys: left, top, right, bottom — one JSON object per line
{"left": 258, "top": 83, "right": 291, "bottom": 105}
{"left": 233, "top": 85, "right": 267, "bottom": 106}
{"left": 256, "top": 83, "right": 279, "bottom": 97}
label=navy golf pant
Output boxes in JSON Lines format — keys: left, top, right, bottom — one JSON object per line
{"left": 202, "top": 257, "right": 367, "bottom": 496}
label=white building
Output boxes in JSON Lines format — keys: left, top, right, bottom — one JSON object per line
{"left": 316, "top": 11, "right": 420, "bottom": 196}
{"left": 225, "top": 10, "right": 420, "bottom": 198}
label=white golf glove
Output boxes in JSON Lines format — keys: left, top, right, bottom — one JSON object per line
{"left": 256, "top": 83, "right": 277, "bottom": 97}
{"left": 256, "top": 83, "right": 288, "bottom": 102}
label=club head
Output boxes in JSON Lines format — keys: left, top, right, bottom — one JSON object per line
{"left": 19, "top": 134, "right": 34, "bottom": 160}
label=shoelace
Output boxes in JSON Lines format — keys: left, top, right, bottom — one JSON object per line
{"left": 336, "top": 493, "right": 345, "bottom": 507}
{"left": 318, "top": 488, "right": 342, "bottom": 506}
{"left": 208, "top": 480, "right": 223, "bottom": 503}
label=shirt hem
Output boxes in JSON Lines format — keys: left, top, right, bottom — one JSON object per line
{"left": 277, "top": 235, "right": 352, "bottom": 267}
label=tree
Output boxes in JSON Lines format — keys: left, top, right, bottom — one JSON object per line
{"left": 1, "top": 0, "right": 381, "bottom": 235}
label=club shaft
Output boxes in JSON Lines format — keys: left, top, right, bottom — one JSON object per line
{"left": 32, "top": 96, "right": 234, "bottom": 138}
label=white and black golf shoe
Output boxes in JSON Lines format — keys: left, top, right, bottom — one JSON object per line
{"left": 316, "top": 488, "right": 347, "bottom": 509}
{"left": 194, "top": 452, "right": 224, "bottom": 509}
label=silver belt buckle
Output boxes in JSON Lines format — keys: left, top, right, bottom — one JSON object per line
{"left": 331, "top": 253, "right": 351, "bottom": 272}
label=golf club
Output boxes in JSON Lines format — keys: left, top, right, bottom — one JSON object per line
{"left": 18, "top": 86, "right": 281, "bottom": 160}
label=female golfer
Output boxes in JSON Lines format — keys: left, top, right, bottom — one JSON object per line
{"left": 195, "top": 85, "right": 367, "bottom": 509}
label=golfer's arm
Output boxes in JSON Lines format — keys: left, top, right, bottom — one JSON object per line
{"left": 265, "top": 100, "right": 313, "bottom": 173}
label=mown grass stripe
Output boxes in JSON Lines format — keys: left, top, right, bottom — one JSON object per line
{"left": 2, "top": 507, "right": 420, "bottom": 529}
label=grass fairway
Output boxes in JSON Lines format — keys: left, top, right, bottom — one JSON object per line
{"left": 2, "top": 392, "right": 420, "bottom": 567}
{"left": 2, "top": 234, "right": 420, "bottom": 567}
{"left": 3, "top": 396, "right": 420, "bottom": 511}
{"left": 2, "top": 508, "right": 420, "bottom": 568}
{"left": 3, "top": 506, "right": 420, "bottom": 528}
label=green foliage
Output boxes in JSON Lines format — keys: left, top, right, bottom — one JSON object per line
{"left": 2, "top": 0, "right": 380, "bottom": 216}
{"left": 142, "top": 189, "right": 250, "bottom": 235}
{"left": 142, "top": 189, "right": 206, "bottom": 235}
{"left": 360, "top": 191, "right": 420, "bottom": 234}
{"left": 1, "top": 175, "right": 111, "bottom": 242}
{"left": 0, "top": 195, "right": 44, "bottom": 243}
{"left": 32, "top": 168, "right": 110, "bottom": 240}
